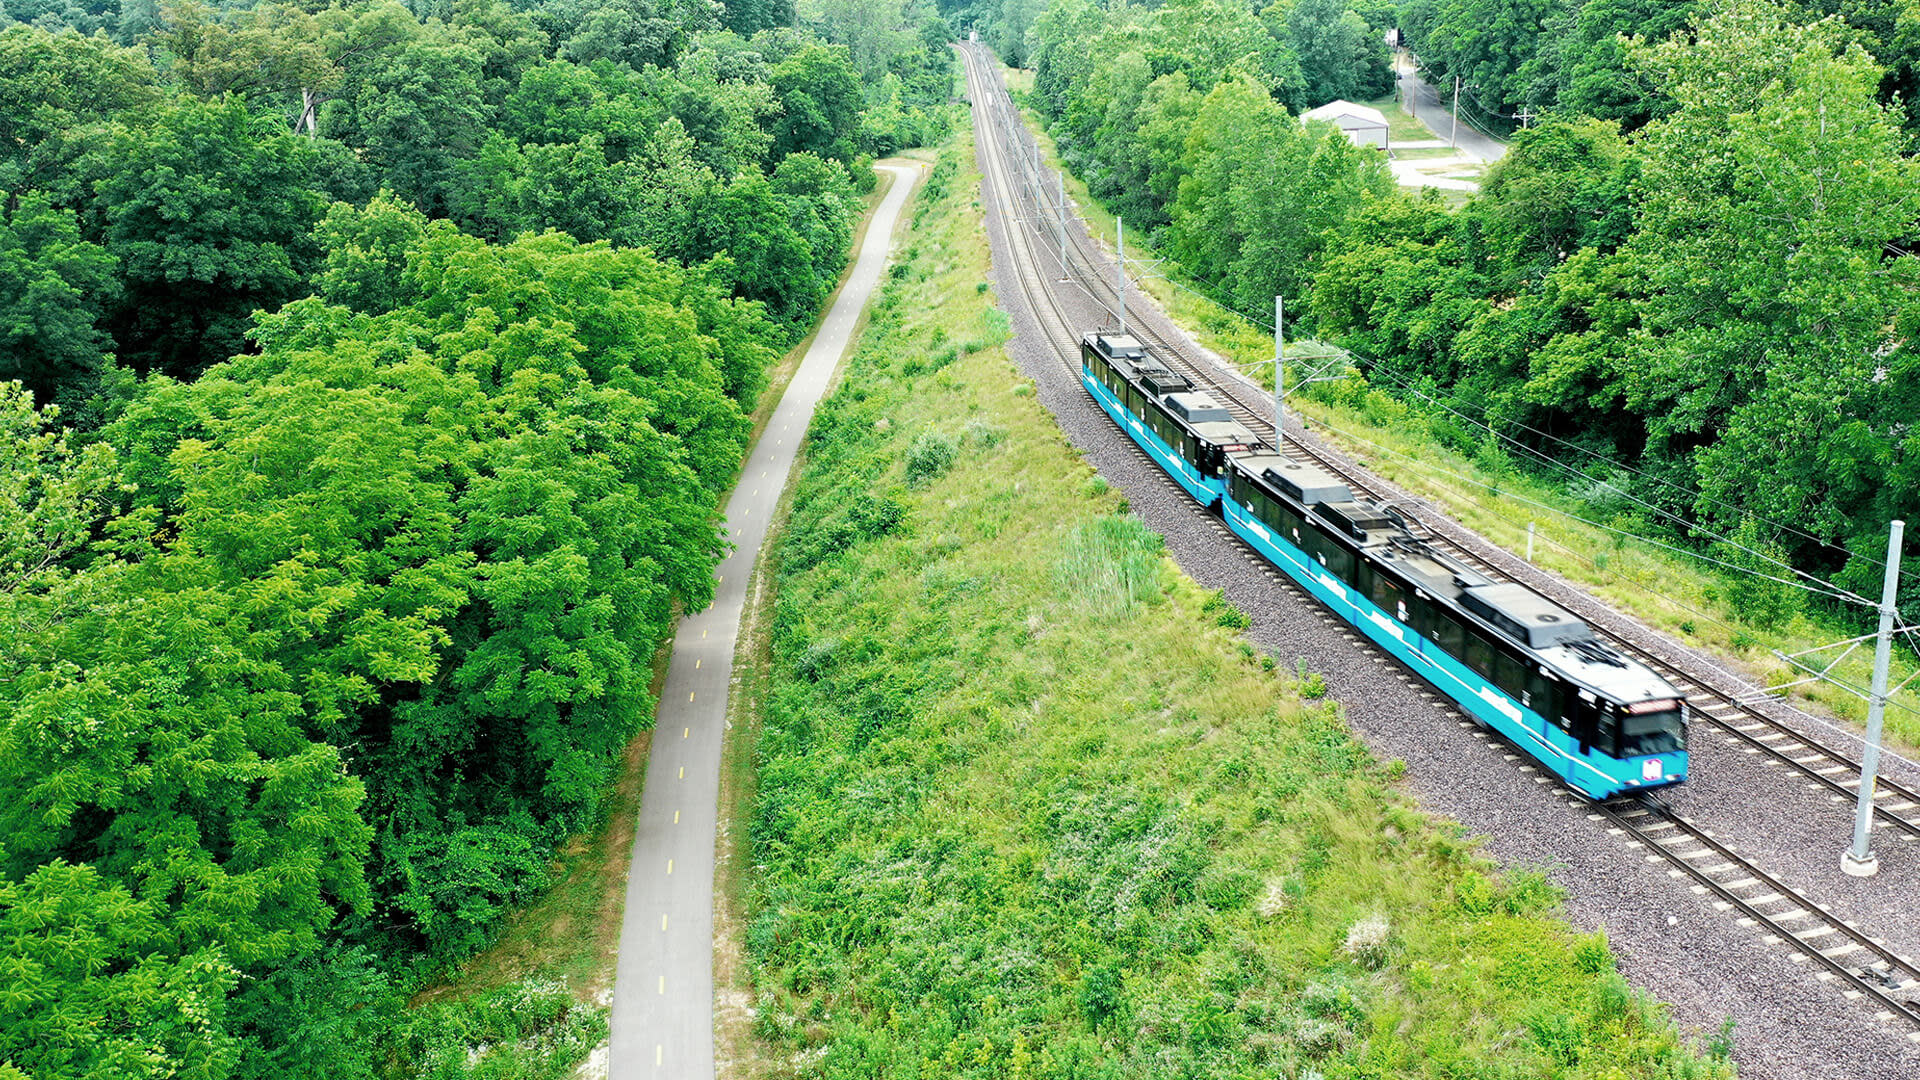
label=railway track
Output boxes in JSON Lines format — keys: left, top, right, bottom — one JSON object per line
{"left": 958, "top": 41, "right": 1920, "bottom": 1037}
{"left": 1596, "top": 797, "right": 1920, "bottom": 1027}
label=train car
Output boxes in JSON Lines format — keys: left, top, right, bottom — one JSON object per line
{"left": 1082, "top": 331, "right": 1688, "bottom": 799}
{"left": 1080, "top": 332, "right": 1262, "bottom": 507}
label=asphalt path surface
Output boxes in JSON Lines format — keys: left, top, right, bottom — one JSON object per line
{"left": 1397, "top": 57, "right": 1508, "bottom": 163}
{"left": 608, "top": 163, "right": 919, "bottom": 1080}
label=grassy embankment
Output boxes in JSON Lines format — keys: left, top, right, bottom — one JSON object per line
{"left": 722, "top": 121, "right": 1730, "bottom": 1078}
{"left": 404, "top": 168, "right": 917, "bottom": 1080}
{"left": 1000, "top": 65, "right": 1920, "bottom": 754}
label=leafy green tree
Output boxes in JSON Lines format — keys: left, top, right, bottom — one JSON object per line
{"left": 76, "top": 95, "right": 324, "bottom": 377}
{"left": 548, "top": 0, "right": 715, "bottom": 71}
{"left": 821, "top": 0, "right": 913, "bottom": 79}
{"left": 770, "top": 42, "right": 863, "bottom": 159}
{"left": 1168, "top": 76, "right": 1393, "bottom": 317}
{"left": 721, "top": 0, "right": 792, "bottom": 36}
{"left": 204, "top": 223, "right": 758, "bottom": 950}
{"left": 1617, "top": 0, "right": 1919, "bottom": 536}
{"left": 772, "top": 150, "right": 857, "bottom": 288}
{"left": 665, "top": 61, "right": 779, "bottom": 174}
{"left": 1519, "top": 0, "right": 1696, "bottom": 128}
{"left": 1278, "top": 0, "right": 1395, "bottom": 105}
{"left": 0, "top": 859, "right": 240, "bottom": 1080}
{"left": 152, "top": 0, "right": 335, "bottom": 104}
{"left": 695, "top": 170, "right": 832, "bottom": 330}
{"left": 0, "top": 25, "right": 158, "bottom": 192}
{"left": 0, "top": 380, "right": 118, "bottom": 604}
{"left": 0, "top": 193, "right": 118, "bottom": 399}
{"left": 319, "top": 32, "right": 489, "bottom": 217}
{"left": 1408, "top": 0, "right": 1558, "bottom": 130}
{"left": 1476, "top": 116, "right": 1636, "bottom": 274}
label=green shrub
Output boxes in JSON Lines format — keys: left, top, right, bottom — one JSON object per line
{"left": 1572, "top": 930, "right": 1613, "bottom": 974}
{"left": 389, "top": 980, "right": 606, "bottom": 1080}
{"left": 1201, "top": 587, "right": 1251, "bottom": 629}
{"left": 905, "top": 428, "right": 958, "bottom": 487}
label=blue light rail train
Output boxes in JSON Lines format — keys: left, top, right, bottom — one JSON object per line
{"left": 1080, "top": 331, "right": 1688, "bottom": 799}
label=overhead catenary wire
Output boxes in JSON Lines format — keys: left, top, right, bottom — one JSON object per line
{"left": 1004, "top": 87, "right": 1885, "bottom": 585}
{"left": 1352, "top": 354, "right": 1915, "bottom": 587}
{"left": 1072, "top": 207, "right": 1889, "bottom": 604}
{"left": 1303, "top": 411, "right": 1873, "bottom": 608}
{"left": 976, "top": 42, "right": 1920, "bottom": 777}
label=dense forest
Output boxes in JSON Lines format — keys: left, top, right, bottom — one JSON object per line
{"left": 1018, "top": 0, "right": 1920, "bottom": 623}
{"left": 0, "top": 0, "right": 950, "bottom": 1075}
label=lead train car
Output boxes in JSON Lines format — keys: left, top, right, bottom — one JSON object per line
{"left": 1081, "top": 331, "right": 1688, "bottom": 799}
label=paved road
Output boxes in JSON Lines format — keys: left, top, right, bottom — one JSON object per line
{"left": 1396, "top": 56, "right": 1508, "bottom": 164}
{"left": 608, "top": 163, "right": 919, "bottom": 1080}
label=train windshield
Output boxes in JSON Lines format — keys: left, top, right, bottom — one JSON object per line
{"left": 1617, "top": 700, "right": 1685, "bottom": 756}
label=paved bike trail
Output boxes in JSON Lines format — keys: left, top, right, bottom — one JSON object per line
{"left": 608, "top": 163, "right": 919, "bottom": 1079}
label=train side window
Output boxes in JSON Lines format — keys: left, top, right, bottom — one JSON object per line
{"left": 1493, "top": 651, "right": 1526, "bottom": 699}
{"left": 1595, "top": 706, "right": 1622, "bottom": 758}
{"left": 1432, "top": 610, "right": 1466, "bottom": 655}
{"left": 1406, "top": 593, "right": 1432, "bottom": 637}
{"left": 1350, "top": 561, "right": 1372, "bottom": 601}
{"left": 1371, "top": 571, "right": 1402, "bottom": 613}
{"left": 1568, "top": 693, "right": 1600, "bottom": 750}
{"left": 1464, "top": 631, "right": 1495, "bottom": 679}
{"left": 1531, "top": 671, "right": 1565, "bottom": 730}
{"left": 1324, "top": 543, "right": 1355, "bottom": 583}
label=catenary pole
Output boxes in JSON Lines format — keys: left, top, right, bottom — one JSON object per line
{"left": 1117, "top": 217, "right": 1126, "bottom": 333}
{"left": 1274, "top": 295, "right": 1284, "bottom": 455}
{"left": 1844, "top": 519, "right": 1905, "bottom": 877}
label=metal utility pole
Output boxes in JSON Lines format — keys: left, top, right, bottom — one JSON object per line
{"left": 1450, "top": 75, "right": 1461, "bottom": 148}
{"left": 1527, "top": 521, "right": 1536, "bottom": 563}
{"left": 1116, "top": 217, "right": 1126, "bottom": 333}
{"left": 1273, "top": 295, "right": 1285, "bottom": 455}
{"left": 1844, "top": 519, "right": 1906, "bottom": 877}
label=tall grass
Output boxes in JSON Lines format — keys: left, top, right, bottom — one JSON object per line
{"left": 1053, "top": 515, "right": 1165, "bottom": 619}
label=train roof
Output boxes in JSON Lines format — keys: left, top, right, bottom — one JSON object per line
{"left": 1461, "top": 583, "right": 1589, "bottom": 650}
{"left": 1191, "top": 419, "right": 1261, "bottom": 449}
{"left": 1230, "top": 452, "right": 1679, "bottom": 705}
{"left": 1245, "top": 454, "right": 1353, "bottom": 507}
{"left": 1164, "top": 392, "right": 1231, "bottom": 425}
{"left": 1087, "top": 332, "right": 1148, "bottom": 360}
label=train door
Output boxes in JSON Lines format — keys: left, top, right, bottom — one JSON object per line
{"left": 1567, "top": 690, "right": 1600, "bottom": 754}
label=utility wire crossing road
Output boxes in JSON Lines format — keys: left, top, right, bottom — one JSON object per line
{"left": 608, "top": 163, "right": 920, "bottom": 1079}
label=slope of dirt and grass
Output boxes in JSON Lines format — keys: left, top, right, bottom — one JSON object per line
{"left": 721, "top": 124, "right": 1730, "bottom": 1080}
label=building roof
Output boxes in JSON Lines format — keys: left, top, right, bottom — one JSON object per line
{"left": 1302, "top": 100, "right": 1388, "bottom": 128}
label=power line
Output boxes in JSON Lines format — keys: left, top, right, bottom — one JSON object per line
{"left": 1348, "top": 357, "right": 1901, "bottom": 599}
{"left": 1066, "top": 205, "right": 1891, "bottom": 602}
{"left": 1302, "top": 412, "right": 1873, "bottom": 607}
